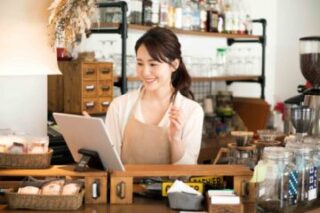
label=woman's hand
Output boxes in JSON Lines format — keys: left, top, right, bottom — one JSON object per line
{"left": 168, "top": 105, "right": 185, "bottom": 162}
{"left": 168, "top": 106, "right": 183, "bottom": 142}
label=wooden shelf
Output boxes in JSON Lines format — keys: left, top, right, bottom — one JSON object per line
{"left": 129, "top": 24, "right": 261, "bottom": 39}
{"left": 114, "top": 75, "right": 260, "bottom": 82}
{"left": 0, "top": 165, "right": 107, "bottom": 177}
{"left": 112, "top": 164, "right": 252, "bottom": 177}
{"left": 92, "top": 23, "right": 261, "bottom": 39}
{"left": 191, "top": 75, "right": 260, "bottom": 82}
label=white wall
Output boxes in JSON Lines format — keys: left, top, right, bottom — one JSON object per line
{"left": 0, "top": 76, "right": 47, "bottom": 136}
{"left": 274, "top": 0, "right": 320, "bottom": 103}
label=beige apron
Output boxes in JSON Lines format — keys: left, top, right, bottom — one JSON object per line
{"left": 121, "top": 93, "right": 171, "bottom": 164}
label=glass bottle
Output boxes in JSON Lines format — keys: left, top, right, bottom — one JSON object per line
{"left": 191, "top": 0, "right": 200, "bottom": 31}
{"left": 151, "top": 0, "right": 160, "bottom": 25}
{"left": 182, "top": 0, "right": 193, "bottom": 30}
{"left": 167, "top": 0, "right": 175, "bottom": 27}
{"left": 175, "top": 0, "right": 183, "bottom": 29}
{"left": 159, "top": 0, "right": 169, "bottom": 27}
{"left": 223, "top": 0, "right": 232, "bottom": 33}
{"left": 217, "top": 0, "right": 225, "bottom": 33}
{"left": 142, "top": 0, "right": 153, "bottom": 25}
{"left": 198, "top": 0, "right": 207, "bottom": 32}
{"left": 130, "top": 0, "right": 143, "bottom": 24}
{"left": 206, "top": 0, "right": 219, "bottom": 32}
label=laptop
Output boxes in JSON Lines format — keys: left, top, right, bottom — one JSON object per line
{"left": 53, "top": 113, "right": 125, "bottom": 172}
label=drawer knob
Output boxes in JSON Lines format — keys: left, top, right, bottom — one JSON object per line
{"left": 86, "top": 69, "right": 95, "bottom": 75}
{"left": 101, "top": 85, "right": 110, "bottom": 91}
{"left": 101, "top": 101, "right": 110, "bottom": 107}
{"left": 101, "top": 68, "right": 111, "bottom": 74}
{"left": 85, "top": 101, "right": 95, "bottom": 108}
{"left": 85, "top": 85, "right": 95, "bottom": 91}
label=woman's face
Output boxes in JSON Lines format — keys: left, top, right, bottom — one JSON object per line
{"left": 136, "top": 44, "right": 176, "bottom": 92}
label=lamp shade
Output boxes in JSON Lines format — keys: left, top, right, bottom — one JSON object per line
{"left": 0, "top": 0, "right": 61, "bottom": 75}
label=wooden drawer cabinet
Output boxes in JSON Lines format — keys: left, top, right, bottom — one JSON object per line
{"left": 48, "top": 61, "right": 113, "bottom": 115}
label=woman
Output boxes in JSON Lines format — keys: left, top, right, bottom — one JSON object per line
{"left": 105, "top": 27, "right": 204, "bottom": 165}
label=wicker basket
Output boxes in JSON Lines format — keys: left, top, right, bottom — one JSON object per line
{"left": 6, "top": 190, "right": 84, "bottom": 210}
{"left": 0, "top": 149, "right": 53, "bottom": 169}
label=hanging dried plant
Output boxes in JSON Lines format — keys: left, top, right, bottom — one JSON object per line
{"left": 48, "top": 0, "right": 100, "bottom": 48}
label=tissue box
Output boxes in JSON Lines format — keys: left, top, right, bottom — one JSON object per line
{"left": 206, "top": 193, "right": 243, "bottom": 213}
{"left": 168, "top": 192, "right": 204, "bottom": 211}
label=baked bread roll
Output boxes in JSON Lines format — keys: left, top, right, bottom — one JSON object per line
{"left": 18, "top": 186, "right": 40, "bottom": 195}
{"left": 62, "top": 183, "right": 81, "bottom": 195}
{"left": 41, "top": 180, "right": 65, "bottom": 195}
{"left": 8, "top": 142, "right": 26, "bottom": 154}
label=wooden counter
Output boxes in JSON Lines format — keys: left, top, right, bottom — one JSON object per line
{"left": 2, "top": 198, "right": 320, "bottom": 213}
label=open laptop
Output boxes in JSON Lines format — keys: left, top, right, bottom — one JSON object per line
{"left": 53, "top": 113, "right": 125, "bottom": 172}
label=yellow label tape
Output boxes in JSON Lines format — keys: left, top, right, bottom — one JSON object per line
{"left": 190, "top": 176, "right": 224, "bottom": 185}
{"left": 161, "top": 182, "right": 204, "bottom": 197}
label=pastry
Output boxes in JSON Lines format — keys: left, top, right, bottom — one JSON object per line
{"left": 18, "top": 186, "right": 40, "bottom": 195}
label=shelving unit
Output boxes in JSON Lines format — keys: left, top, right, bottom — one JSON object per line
{"left": 88, "top": 1, "right": 128, "bottom": 94}
{"left": 226, "top": 19, "right": 267, "bottom": 99}
{"left": 90, "top": 2, "right": 266, "bottom": 99}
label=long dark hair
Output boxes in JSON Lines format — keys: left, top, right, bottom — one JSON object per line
{"left": 135, "top": 27, "right": 194, "bottom": 100}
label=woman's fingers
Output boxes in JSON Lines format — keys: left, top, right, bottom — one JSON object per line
{"left": 169, "top": 114, "right": 182, "bottom": 127}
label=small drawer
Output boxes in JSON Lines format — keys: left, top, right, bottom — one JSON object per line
{"left": 82, "top": 81, "right": 97, "bottom": 98}
{"left": 82, "top": 98, "right": 99, "bottom": 114}
{"left": 82, "top": 64, "right": 97, "bottom": 80}
{"left": 98, "top": 64, "right": 113, "bottom": 80}
{"left": 99, "top": 97, "right": 112, "bottom": 113}
{"left": 98, "top": 80, "right": 113, "bottom": 97}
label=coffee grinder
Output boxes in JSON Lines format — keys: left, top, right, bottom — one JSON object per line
{"left": 284, "top": 37, "right": 320, "bottom": 137}
{"left": 300, "top": 37, "right": 320, "bottom": 137}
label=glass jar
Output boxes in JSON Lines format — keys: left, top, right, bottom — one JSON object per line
{"left": 286, "top": 141, "right": 318, "bottom": 203}
{"left": 280, "top": 151, "right": 298, "bottom": 208}
{"left": 227, "top": 143, "right": 257, "bottom": 169}
{"left": 256, "top": 147, "right": 285, "bottom": 212}
{"left": 297, "top": 147, "right": 318, "bottom": 202}
{"left": 303, "top": 138, "right": 320, "bottom": 198}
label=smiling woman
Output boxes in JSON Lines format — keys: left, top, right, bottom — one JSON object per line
{"left": 104, "top": 27, "right": 204, "bottom": 165}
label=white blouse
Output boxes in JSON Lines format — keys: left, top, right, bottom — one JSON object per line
{"left": 105, "top": 88, "right": 204, "bottom": 164}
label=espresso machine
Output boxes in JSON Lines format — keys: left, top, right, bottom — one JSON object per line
{"left": 285, "top": 37, "right": 320, "bottom": 137}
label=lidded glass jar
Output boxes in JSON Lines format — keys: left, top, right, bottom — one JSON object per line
{"left": 285, "top": 141, "right": 318, "bottom": 203}
{"left": 303, "top": 139, "right": 320, "bottom": 198}
{"left": 280, "top": 151, "right": 298, "bottom": 208}
{"left": 256, "top": 147, "right": 286, "bottom": 212}
{"left": 296, "top": 147, "right": 318, "bottom": 202}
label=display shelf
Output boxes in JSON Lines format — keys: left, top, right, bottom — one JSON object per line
{"left": 92, "top": 22, "right": 261, "bottom": 40}
{"left": 113, "top": 75, "right": 260, "bottom": 83}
